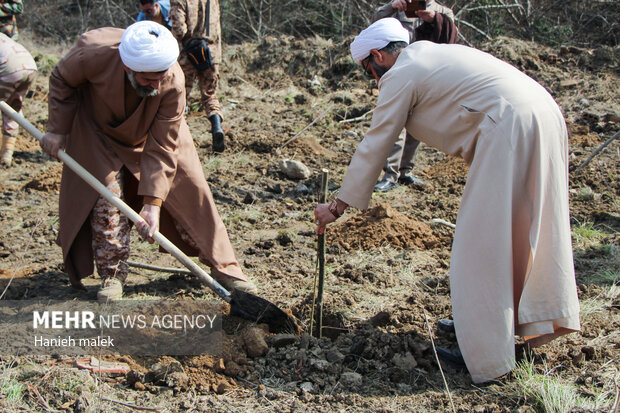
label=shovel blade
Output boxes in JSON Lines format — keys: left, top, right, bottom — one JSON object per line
{"left": 229, "top": 289, "right": 299, "bottom": 334}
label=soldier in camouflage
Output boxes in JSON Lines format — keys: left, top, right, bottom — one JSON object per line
{"left": 170, "top": 0, "right": 225, "bottom": 152}
{"left": 0, "top": 31, "right": 36, "bottom": 167}
{"left": 0, "top": 1, "right": 22, "bottom": 40}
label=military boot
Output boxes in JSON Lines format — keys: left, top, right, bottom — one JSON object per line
{"left": 209, "top": 114, "right": 225, "bottom": 152}
{"left": 97, "top": 278, "right": 123, "bottom": 302}
{"left": 0, "top": 137, "right": 16, "bottom": 167}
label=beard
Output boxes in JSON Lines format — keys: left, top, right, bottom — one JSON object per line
{"left": 127, "top": 71, "right": 159, "bottom": 97}
{"left": 371, "top": 59, "right": 389, "bottom": 79}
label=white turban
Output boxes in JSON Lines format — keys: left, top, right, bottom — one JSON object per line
{"left": 350, "top": 18, "right": 410, "bottom": 65}
{"left": 119, "top": 21, "right": 179, "bottom": 72}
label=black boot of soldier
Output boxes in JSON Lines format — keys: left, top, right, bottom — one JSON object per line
{"left": 209, "top": 114, "right": 225, "bottom": 152}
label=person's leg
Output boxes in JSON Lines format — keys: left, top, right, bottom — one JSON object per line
{"left": 198, "top": 63, "right": 222, "bottom": 119}
{"left": 197, "top": 64, "right": 224, "bottom": 152}
{"left": 91, "top": 170, "right": 130, "bottom": 301}
{"left": 0, "top": 72, "right": 30, "bottom": 166}
{"left": 375, "top": 129, "right": 406, "bottom": 192}
{"left": 397, "top": 133, "right": 425, "bottom": 186}
{"left": 172, "top": 219, "right": 257, "bottom": 293}
{"left": 180, "top": 62, "right": 197, "bottom": 110}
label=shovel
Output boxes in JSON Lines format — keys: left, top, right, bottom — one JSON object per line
{"left": 0, "top": 102, "right": 298, "bottom": 333}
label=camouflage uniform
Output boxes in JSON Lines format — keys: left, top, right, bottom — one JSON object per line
{"left": 170, "top": 0, "right": 222, "bottom": 118}
{"left": 0, "top": 1, "right": 22, "bottom": 40}
{"left": 91, "top": 170, "right": 206, "bottom": 283}
{"left": 0, "top": 32, "right": 36, "bottom": 166}
{"left": 91, "top": 171, "right": 130, "bottom": 282}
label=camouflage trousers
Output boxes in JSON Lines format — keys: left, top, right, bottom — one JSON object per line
{"left": 90, "top": 171, "right": 130, "bottom": 281}
{"left": 180, "top": 60, "right": 222, "bottom": 119}
{"left": 0, "top": 16, "right": 18, "bottom": 40}
{"left": 0, "top": 69, "right": 36, "bottom": 138}
{"left": 90, "top": 170, "right": 200, "bottom": 282}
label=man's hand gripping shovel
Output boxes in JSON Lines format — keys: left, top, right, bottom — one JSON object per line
{"left": 0, "top": 102, "right": 298, "bottom": 333}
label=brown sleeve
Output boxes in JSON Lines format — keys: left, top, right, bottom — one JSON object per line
{"left": 142, "top": 196, "right": 163, "bottom": 207}
{"left": 47, "top": 44, "right": 86, "bottom": 134}
{"left": 414, "top": 12, "right": 458, "bottom": 44}
{"left": 136, "top": 65, "right": 186, "bottom": 202}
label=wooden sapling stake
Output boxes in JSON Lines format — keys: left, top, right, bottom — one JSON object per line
{"left": 316, "top": 169, "right": 328, "bottom": 338}
{"left": 310, "top": 169, "right": 328, "bottom": 338}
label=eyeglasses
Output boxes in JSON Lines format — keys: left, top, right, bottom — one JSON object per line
{"left": 140, "top": 4, "right": 156, "bottom": 15}
{"left": 362, "top": 56, "right": 374, "bottom": 79}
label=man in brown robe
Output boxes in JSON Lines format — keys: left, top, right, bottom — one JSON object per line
{"left": 40, "top": 21, "right": 256, "bottom": 301}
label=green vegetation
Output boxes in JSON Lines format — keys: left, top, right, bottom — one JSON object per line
{"left": 571, "top": 221, "right": 606, "bottom": 249}
{"left": 1, "top": 367, "right": 25, "bottom": 404}
{"left": 512, "top": 359, "right": 612, "bottom": 412}
{"left": 590, "top": 268, "right": 619, "bottom": 285}
{"left": 33, "top": 53, "right": 59, "bottom": 75}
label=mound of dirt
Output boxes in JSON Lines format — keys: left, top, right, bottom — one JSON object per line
{"left": 24, "top": 163, "right": 62, "bottom": 192}
{"left": 424, "top": 156, "right": 469, "bottom": 180}
{"left": 328, "top": 203, "right": 439, "bottom": 251}
{"left": 247, "top": 326, "right": 440, "bottom": 395}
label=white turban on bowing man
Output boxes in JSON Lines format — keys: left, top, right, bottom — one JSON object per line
{"left": 119, "top": 21, "right": 179, "bottom": 72}
{"left": 350, "top": 17, "right": 410, "bottom": 65}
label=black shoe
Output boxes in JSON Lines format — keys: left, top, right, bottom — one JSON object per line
{"left": 436, "top": 347, "right": 467, "bottom": 370}
{"left": 374, "top": 178, "right": 398, "bottom": 192}
{"left": 437, "top": 319, "right": 455, "bottom": 333}
{"left": 398, "top": 174, "right": 425, "bottom": 187}
{"left": 209, "top": 114, "right": 225, "bottom": 152}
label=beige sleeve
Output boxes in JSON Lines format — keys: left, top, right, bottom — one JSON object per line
{"left": 338, "top": 69, "right": 418, "bottom": 209}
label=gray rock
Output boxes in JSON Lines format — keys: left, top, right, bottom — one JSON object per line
{"left": 279, "top": 159, "right": 311, "bottom": 179}
{"left": 310, "top": 358, "right": 330, "bottom": 371}
{"left": 325, "top": 349, "right": 345, "bottom": 363}
{"left": 339, "top": 372, "right": 363, "bottom": 387}
{"left": 151, "top": 360, "right": 184, "bottom": 381}
{"left": 300, "top": 381, "right": 314, "bottom": 392}
{"left": 293, "top": 184, "right": 310, "bottom": 194}
{"left": 396, "top": 383, "right": 413, "bottom": 394}
{"left": 270, "top": 333, "right": 299, "bottom": 348}
{"left": 392, "top": 352, "right": 417, "bottom": 371}
{"left": 165, "top": 371, "right": 190, "bottom": 391}
{"left": 283, "top": 382, "right": 299, "bottom": 392}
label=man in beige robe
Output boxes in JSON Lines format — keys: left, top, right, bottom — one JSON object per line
{"left": 40, "top": 21, "right": 256, "bottom": 301}
{"left": 314, "top": 18, "right": 580, "bottom": 383}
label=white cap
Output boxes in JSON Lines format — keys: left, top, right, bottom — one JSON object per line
{"left": 119, "top": 21, "right": 179, "bottom": 72}
{"left": 350, "top": 18, "right": 409, "bottom": 65}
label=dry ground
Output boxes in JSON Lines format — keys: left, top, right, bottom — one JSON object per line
{"left": 0, "top": 32, "right": 618, "bottom": 412}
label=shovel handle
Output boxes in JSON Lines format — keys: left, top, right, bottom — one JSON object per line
{"left": 0, "top": 101, "right": 231, "bottom": 301}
